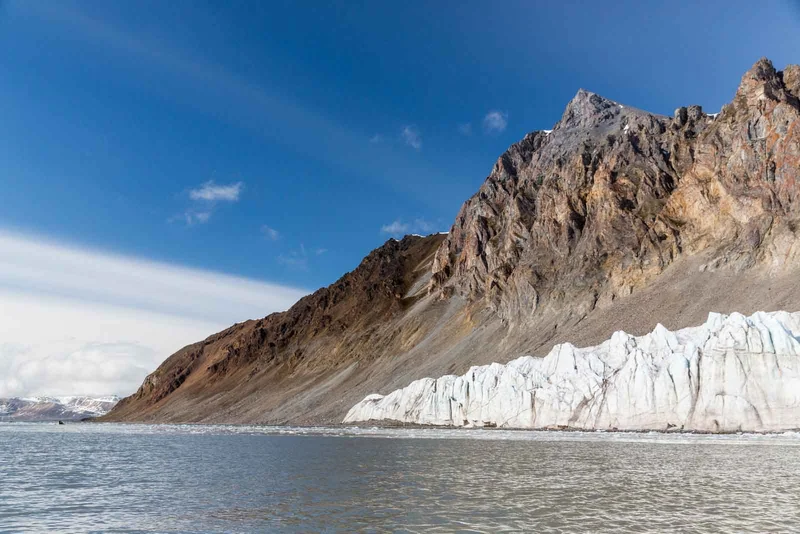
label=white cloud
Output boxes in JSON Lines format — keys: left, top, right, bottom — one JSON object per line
{"left": 193, "top": 211, "right": 212, "bottom": 223}
{"left": 0, "top": 231, "right": 308, "bottom": 397}
{"left": 261, "top": 225, "right": 280, "bottom": 241}
{"left": 458, "top": 123, "right": 472, "bottom": 135}
{"left": 483, "top": 111, "right": 508, "bottom": 134}
{"left": 1, "top": 338, "right": 158, "bottom": 399}
{"left": 401, "top": 126, "right": 422, "bottom": 150}
{"left": 369, "top": 134, "right": 383, "bottom": 144}
{"left": 189, "top": 181, "right": 243, "bottom": 202}
{"left": 381, "top": 218, "right": 436, "bottom": 236}
{"left": 277, "top": 255, "right": 307, "bottom": 270}
{"left": 381, "top": 220, "right": 409, "bottom": 235}
{"left": 174, "top": 181, "right": 244, "bottom": 226}
{"left": 315, "top": 248, "right": 328, "bottom": 255}
{"left": 278, "top": 243, "right": 311, "bottom": 271}
{"left": 174, "top": 210, "right": 212, "bottom": 225}
{"left": 412, "top": 218, "right": 436, "bottom": 234}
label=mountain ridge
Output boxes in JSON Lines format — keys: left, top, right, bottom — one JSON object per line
{"left": 1, "top": 396, "right": 119, "bottom": 422}
{"left": 104, "top": 58, "right": 800, "bottom": 425}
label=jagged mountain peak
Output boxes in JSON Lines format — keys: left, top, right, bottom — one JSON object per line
{"left": 783, "top": 64, "right": 800, "bottom": 98}
{"left": 568, "top": 88, "right": 615, "bottom": 106}
{"left": 558, "top": 88, "right": 623, "bottom": 129}
{"left": 556, "top": 88, "right": 663, "bottom": 133}
{"left": 735, "top": 57, "right": 799, "bottom": 106}
{"left": 743, "top": 57, "right": 780, "bottom": 85}
{"left": 747, "top": 57, "right": 778, "bottom": 78}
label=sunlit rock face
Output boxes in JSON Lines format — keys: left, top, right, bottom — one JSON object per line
{"left": 344, "top": 311, "right": 800, "bottom": 432}
{"left": 430, "top": 59, "right": 800, "bottom": 324}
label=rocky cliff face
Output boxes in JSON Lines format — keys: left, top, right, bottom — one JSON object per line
{"left": 432, "top": 58, "right": 800, "bottom": 324}
{"left": 105, "top": 59, "right": 800, "bottom": 425}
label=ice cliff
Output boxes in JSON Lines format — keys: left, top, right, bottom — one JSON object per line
{"left": 344, "top": 311, "right": 800, "bottom": 432}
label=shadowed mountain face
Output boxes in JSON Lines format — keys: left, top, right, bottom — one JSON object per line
{"left": 105, "top": 59, "right": 800, "bottom": 425}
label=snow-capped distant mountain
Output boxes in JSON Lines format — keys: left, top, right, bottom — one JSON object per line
{"left": 0, "top": 396, "right": 119, "bottom": 422}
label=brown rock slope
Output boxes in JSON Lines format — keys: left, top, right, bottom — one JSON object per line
{"left": 105, "top": 58, "right": 800, "bottom": 424}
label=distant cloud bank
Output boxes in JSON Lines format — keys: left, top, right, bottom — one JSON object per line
{"left": 0, "top": 231, "right": 308, "bottom": 398}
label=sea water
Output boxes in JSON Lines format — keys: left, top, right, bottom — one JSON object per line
{"left": 1, "top": 423, "right": 799, "bottom": 533}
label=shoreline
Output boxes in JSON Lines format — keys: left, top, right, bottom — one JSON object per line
{"left": 76, "top": 418, "right": 800, "bottom": 436}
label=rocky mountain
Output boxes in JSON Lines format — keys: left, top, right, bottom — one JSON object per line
{"left": 104, "top": 58, "right": 800, "bottom": 426}
{"left": 432, "top": 58, "right": 800, "bottom": 323}
{"left": 0, "top": 396, "right": 119, "bottom": 422}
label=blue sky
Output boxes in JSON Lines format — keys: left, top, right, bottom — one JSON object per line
{"left": 3, "top": 0, "right": 799, "bottom": 288}
{"left": 1, "top": 0, "right": 800, "bottom": 396}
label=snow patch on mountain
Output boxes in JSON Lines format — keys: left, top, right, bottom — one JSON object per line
{"left": 0, "top": 395, "right": 119, "bottom": 421}
{"left": 344, "top": 311, "right": 800, "bottom": 432}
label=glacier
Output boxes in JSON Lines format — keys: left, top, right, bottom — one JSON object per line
{"left": 343, "top": 311, "right": 800, "bottom": 432}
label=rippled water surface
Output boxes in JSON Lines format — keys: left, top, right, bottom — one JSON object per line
{"left": 2, "top": 424, "right": 799, "bottom": 533}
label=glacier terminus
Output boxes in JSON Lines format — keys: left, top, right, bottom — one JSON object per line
{"left": 345, "top": 311, "right": 800, "bottom": 432}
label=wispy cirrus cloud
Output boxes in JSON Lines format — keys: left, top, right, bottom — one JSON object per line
{"left": 277, "top": 243, "right": 328, "bottom": 270}
{"left": 177, "top": 210, "right": 212, "bottom": 226}
{"left": 381, "top": 220, "right": 410, "bottom": 234}
{"left": 261, "top": 225, "right": 280, "bottom": 241}
{"left": 483, "top": 110, "right": 508, "bottom": 134}
{"left": 16, "top": 2, "right": 456, "bottom": 207}
{"left": 0, "top": 231, "right": 308, "bottom": 397}
{"left": 381, "top": 217, "right": 436, "bottom": 236}
{"left": 458, "top": 122, "right": 473, "bottom": 136}
{"left": 189, "top": 181, "right": 243, "bottom": 202}
{"left": 278, "top": 243, "right": 309, "bottom": 271}
{"left": 401, "top": 126, "right": 422, "bottom": 150}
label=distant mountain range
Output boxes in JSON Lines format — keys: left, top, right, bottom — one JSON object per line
{"left": 0, "top": 396, "right": 119, "bottom": 422}
{"left": 104, "top": 58, "right": 800, "bottom": 430}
